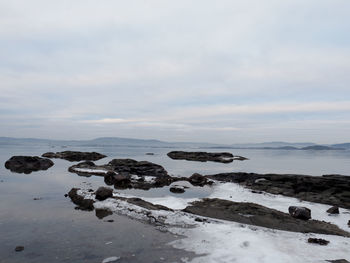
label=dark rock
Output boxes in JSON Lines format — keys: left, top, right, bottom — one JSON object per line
{"left": 206, "top": 172, "right": 350, "bottom": 209}
{"left": 327, "top": 260, "right": 350, "bottom": 263}
{"left": 183, "top": 198, "right": 350, "bottom": 236}
{"left": 64, "top": 194, "right": 68, "bottom": 197}
{"left": 95, "top": 208, "right": 113, "bottom": 219}
{"left": 108, "top": 159, "right": 168, "bottom": 177}
{"left": 348, "top": 220, "right": 350, "bottom": 227}
{"left": 170, "top": 185, "right": 185, "bottom": 193}
{"left": 106, "top": 219, "right": 114, "bottom": 222}
{"left": 15, "top": 246, "right": 24, "bottom": 252}
{"left": 327, "top": 206, "right": 339, "bottom": 214}
{"left": 145, "top": 153, "right": 154, "bottom": 155}
{"left": 68, "top": 188, "right": 94, "bottom": 211}
{"left": 289, "top": 206, "right": 311, "bottom": 220}
{"left": 167, "top": 151, "right": 247, "bottom": 163}
{"left": 33, "top": 197, "right": 42, "bottom": 200}
{"left": 42, "top": 151, "right": 106, "bottom": 162}
{"left": 5, "top": 156, "right": 54, "bottom": 174}
{"left": 307, "top": 238, "right": 329, "bottom": 245}
{"left": 189, "top": 173, "right": 211, "bottom": 186}
{"left": 95, "top": 187, "right": 113, "bottom": 201}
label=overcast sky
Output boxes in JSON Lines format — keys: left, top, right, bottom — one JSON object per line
{"left": 1, "top": 0, "right": 349, "bottom": 143}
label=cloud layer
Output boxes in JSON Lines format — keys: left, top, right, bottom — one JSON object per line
{"left": 1, "top": 0, "right": 350, "bottom": 143}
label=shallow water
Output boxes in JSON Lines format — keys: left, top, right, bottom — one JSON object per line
{"left": 0, "top": 144, "right": 349, "bottom": 262}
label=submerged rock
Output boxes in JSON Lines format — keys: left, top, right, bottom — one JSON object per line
{"left": 95, "top": 208, "right": 113, "bottom": 219}
{"left": 5, "top": 156, "right": 54, "bottom": 174}
{"left": 289, "top": 206, "right": 311, "bottom": 220}
{"left": 42, "top": 151, "right": 106, "bottom": 162}
{"left": 183, "top": 198, "right": 350, "bottom": 236}
{"left": 206, "top": 172, "right": 350, "bottom": 209}
{"left": 307, "top": 238, "right": 329, "bottom": 245}
{"left": 167, "top": 151, "right": 247, "bottom": 163}
{"left": 327, "top": 206, "right": 339, "bottom": 214}
{"left": 95, "top": 187, "right": 113, "bottom": 201}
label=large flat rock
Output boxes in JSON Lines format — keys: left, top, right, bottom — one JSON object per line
{"left": 42, "top": 151, "right": 106, "bottom": 162}
{"left": 183, "top": 198, "right": 350, "bottom": 237}
{"left": 167, "top": 151, "right": 247, "bottom": 163}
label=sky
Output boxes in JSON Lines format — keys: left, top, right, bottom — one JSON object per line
{"left": 0, "top": 0, "right": 350, "bottom": 144}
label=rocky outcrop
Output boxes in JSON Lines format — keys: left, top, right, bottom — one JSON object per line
{"left": 42, "top": 151, "right": 106, "bottom": 162}
{"left": 167, "top": 151, "right": 247, "bottom": 163}
{"left": 5, "top": 156, "right": 54, "bottom": 174}
{"left": 289, "top": 206, "right": 311, "bottom": 220}
{"left": 183, "top": 198, "right": 350, "bottom": 237}
{"left": 69, "top": 160, "right": 214, "bottom": 190}
{"left": 68, "top": 188, "right": 94, "bottom": 211}
{"left": 206, "top": 173, "right": 350, "bottom": 209}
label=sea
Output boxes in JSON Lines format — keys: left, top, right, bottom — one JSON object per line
{"left": 1, "top": 144, "right": 349, "bottom": 263}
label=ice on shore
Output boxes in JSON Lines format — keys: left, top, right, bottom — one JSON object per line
{"left": 79, "top": 181, "right": 350, "bottom": 263}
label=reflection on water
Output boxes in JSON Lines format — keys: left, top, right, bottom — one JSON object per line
{"left": 1, "top": 145, "right": 350, "bottom": 262}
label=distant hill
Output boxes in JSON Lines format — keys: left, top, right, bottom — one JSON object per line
{"left": 331, "top": 143, "right": 350, "bottom": 149}
{"left": 301, "top": 145, "right": 343, "bottom": 151}
{"left": 0, "top": 137, "right": 348, "bottom": 151}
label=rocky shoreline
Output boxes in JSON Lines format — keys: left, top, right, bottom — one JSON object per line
{"left": 206, "top": 172, "right": 350, "bottom": 209}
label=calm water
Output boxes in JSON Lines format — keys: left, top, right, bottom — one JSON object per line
{"left": 1, "top": 145, "right": 349, "bottom": 262}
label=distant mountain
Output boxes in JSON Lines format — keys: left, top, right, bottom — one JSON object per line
{"left": 0, "top": 137, "right": 348, "bottom": 151}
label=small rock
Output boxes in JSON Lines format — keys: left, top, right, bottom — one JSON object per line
{"left": 95, "top": 187, "right": 113, "bottom": 201}
{"left": 348, "top": 220, "right": 350, "bottom": 227}
{"left": 288, "top": 206, "right": 311, "bottom": 220}
{"left": 170, "top": 185, "right": 185, "bottom": 194}
{"left": 188, "top": 173, "right": 210, "bottom": 186}
{"left": 64, "top": 194, "right": 68, "bottom": 197}
{"left": 95, "top": 208, "right": 113, "bottom": 219}
{"left": 33, "top": 197, "right": 42, "bottom": 200}
{"left": 308, "top": 238, "right": 329, "bottom": 245}
{"left": 15, "top": 246, "right": 24, "bottom": 252}
{"left": 327, "top": 206, "right": 339, "bottom": 214}
{"left": 106, "top": 219, "right": 114, "bottom": 223}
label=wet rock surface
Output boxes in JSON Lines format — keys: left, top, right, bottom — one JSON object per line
{"left": 5, "top": 156, "right": 54, "bottom": 174}
{"left": 167, "top": 151, "right": 247, "bottom": 163}
{"left": 42, "top": 151, "right": 106, "bottom": 162}
{"left": 206, "top": 172, "right": 350, "bottom": 209}
{"left": 183, "top": 198, "right": 350, "bottom": 236}
{"left": 307, "top": 238, "right": 329, "bottom": 245}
